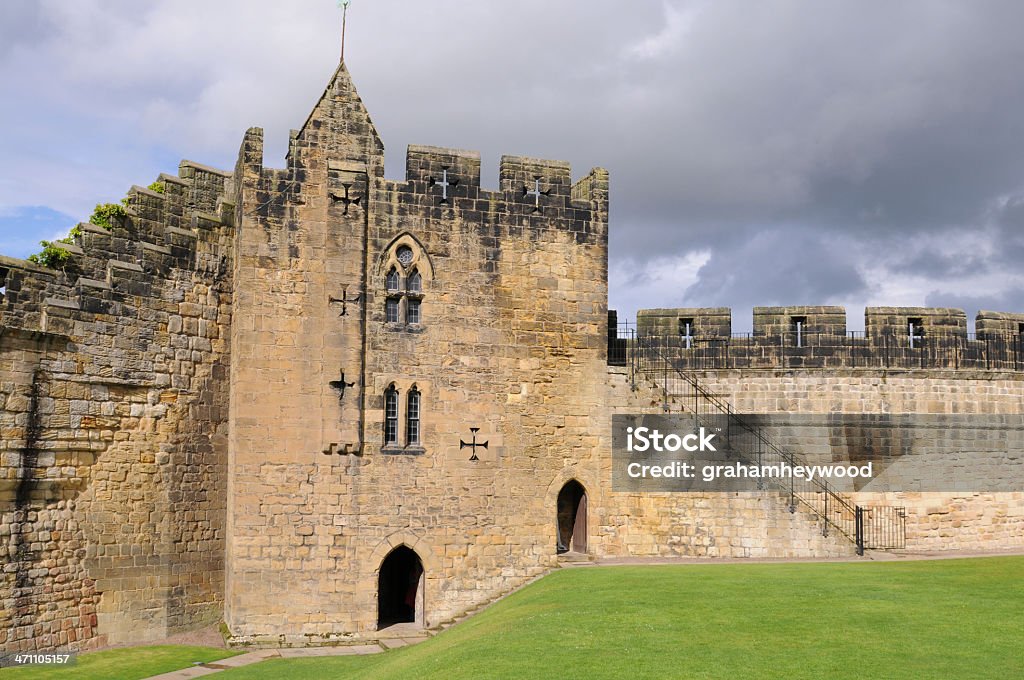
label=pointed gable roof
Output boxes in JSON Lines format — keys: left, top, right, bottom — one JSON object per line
{"left": 297, "top": 62, "right": 384, "bottom": 169}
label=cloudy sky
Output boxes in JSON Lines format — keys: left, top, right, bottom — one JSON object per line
{"left": 2, "top": 0, "right": 1023, "bottom": 330}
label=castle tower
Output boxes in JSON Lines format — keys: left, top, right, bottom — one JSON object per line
{"left": 225, "top": 60, "right": 610, "bottom": 641}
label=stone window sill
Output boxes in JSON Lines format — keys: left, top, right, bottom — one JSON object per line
{"left": 384, "top": 323, "right": 426, "bottom": 333}
{"left": 381, "top": 445, "right": 426, "bottom": 456}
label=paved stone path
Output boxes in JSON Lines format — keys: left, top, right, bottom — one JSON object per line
{"left": 141, "top": 638, "right": 430, "bottom": 680}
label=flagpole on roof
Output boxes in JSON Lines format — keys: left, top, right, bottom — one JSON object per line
{"left": 339, "top": 1, "right": 351, "bottom": 63}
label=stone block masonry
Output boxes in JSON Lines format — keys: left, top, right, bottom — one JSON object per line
{"left": 1, "top": 160, "right": 234, "bottom": 652}
{"left": 672, "top": 370, "right": 1024, "bottom": 552}
{"left": 634, "top": 307, "right": 1024, "bottom": 371}
{"left": 225, "top": 63, "right": 610, "bottom": 643}
{"left": 638, "top": 308, "right": 732, "bottom": 338}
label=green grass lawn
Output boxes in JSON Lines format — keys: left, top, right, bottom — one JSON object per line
{"left": 0, "top": 645, "right": 240, "bottom": 680}
{"left": 216, "top": 557, "right": 1024, "bottom": 680}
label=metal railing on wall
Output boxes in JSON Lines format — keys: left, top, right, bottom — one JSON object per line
{"left": 609, "top": 324, "right": 1024, "bottom": 373}
{"left": 609, "top": 321, "right": 909, "bottom": 552}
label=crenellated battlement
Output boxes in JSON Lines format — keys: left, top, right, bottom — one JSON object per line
{"left": 1, "top": 153, "right": 237, "bottom": 652}
{"left": 234, "top": 63, "right": 608, "bottom": 249}
{"left": 396, "top": 145, "right": 607, "bottom": 223}
{"left": 0, "top": 158, "right": 235, "bottom": 348}
{"left": 628, "top": 306, "right": 1024, "bottom": 372}
{"left": 241, "top": 123, "right": 609, "bottom": 246}
{"left": 405, "top": 145, "right": 481, "bottom": 188}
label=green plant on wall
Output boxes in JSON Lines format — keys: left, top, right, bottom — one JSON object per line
{"left": 28, "top": 185, "right": 148, "bottom": 267}
{"left": 27, "top": 201, "right": 123, "bottom": 268}
{"left": 90, "top": 202, "right": 127, "bottom": 229}
{"left": 148, "top": 181, "right": 166, "bottom": 194}
{"left": 27, "top": 240, "right": 72, "bottom": 269}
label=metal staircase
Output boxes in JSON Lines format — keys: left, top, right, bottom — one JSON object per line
{"left": 614, "top": 328, "right": 906, "bottom": 553}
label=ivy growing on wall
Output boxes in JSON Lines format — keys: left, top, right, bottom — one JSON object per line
{"left": 27, "top": 241, "right": 72, "bottom": 269}
{"left": 89, "top": 202, "right": 127, "bottom": 229}
{"left": 24, "top": 180, "right": 174, "bottom": 269}
{"left": 27, "top": 202, "right": 124, "bottom": 269}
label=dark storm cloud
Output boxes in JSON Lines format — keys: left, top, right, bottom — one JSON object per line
{"left": 615, "top": 3, "right": 1024, "bottom": 239}
{"left": 2, "top": 1, "right": 1023, "bottom": 316}
{"left": 683, "top": 227, "right": 868, "bottom": 308}
{"left": 992, "top": 195, "right": 1024, "bottom": 266}
{"left": 883, "top": 235, "right": 988, "bottom": 281}
{"left": 595, "top": 1, "right": 1024, "bottom": 317}
{"left": 925, "top": 288, "right": 1024, "bottom": 317}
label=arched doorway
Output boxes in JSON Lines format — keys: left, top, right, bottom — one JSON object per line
{"left": 556, "top": 480, "right": 588, "bottom": 554}
{"left": 377, "top": 546, "right": 424, "bottom": 629}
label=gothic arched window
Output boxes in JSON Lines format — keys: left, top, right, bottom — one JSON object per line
{"left": 386, "top": 267, "right": 400, "bottom": 292}
{"left": 407, "top": 270, "right": 422, "bottom": 293}
{"left": 384, "top": 385, "right": 399, "bottom": 445}
{"left": 406, "top": 387, "right": 421, "bottom": 446}
{"left": 382, "top": 243, "right": 428, "bottom": 328}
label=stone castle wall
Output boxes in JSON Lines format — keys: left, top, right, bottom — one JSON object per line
{"left": 659, "top": 369, "right": 1024, "bottom": 552}
{"left": 634, "top": 306, "right": 1024, "bottom": 372}
{"left": 0, "top": 163, "right": 234, "bottom": 653}
{"left": 595, "top": 368, "right": 857, "bottom": 559}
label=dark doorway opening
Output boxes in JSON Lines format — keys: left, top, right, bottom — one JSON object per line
{"left": 377, "top": 546, "right": 424, "bottom": 629}
{"left": 556, "top": 480, "right": 588, "bottom": 554}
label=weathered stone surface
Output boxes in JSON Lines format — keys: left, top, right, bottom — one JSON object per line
{"left": 0, "top": 161, "right": 233, "bottom": 652}
{"left": 225, "top": 62, "right": 609, "bottom": 642}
